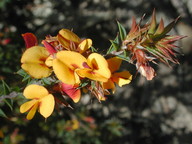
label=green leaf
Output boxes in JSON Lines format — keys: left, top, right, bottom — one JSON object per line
{"left": 17, "top": 69, "right": 27, "bottom": 77}
{"left": 42, "top": 77, "right": 52, "bottom": 85}
{"left": 107, "top": 35, "right": 121, "bottom": 54}
{"left": 117, "top": 21, "right": 127, "bottom": 41}
{"left": 22, "top": 74, "right": 31, "bottom": 82}
{"left": 160, "top": 18, "right": 178, "bottom": 36}
{"left": 90, "top": 46, "right": 97, "bottom": 52}
{"left": 17, "top": 69, "right": 32, "bottom": 82}
{"left": 0, "top": 109, "right": 7, "bottom": 118}
{"left": 78, "top": 80, "right": 89, "bottom": 89}
{"left": 1, "top": 80, "right": 11, "bottom": 95}
{"left": 117, "top": 50, "right": 131, "bottom": 62}
{"left": 3, "top": 99, "right": 13, "bottom": 111}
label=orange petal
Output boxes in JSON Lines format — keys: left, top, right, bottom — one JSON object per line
{"left": 21, "top": 46, "right": 51, "bottom": 78}
{"left": 59, "top": 29, "right": 80, "bottom": 42}
{"left": 78, "top": 39, "right": 92, "bottom": 53}
{"left": 57, "top": 34, "right": 70, "bottom": 49}
{"left": 61, "top": 83, "right": 81, "bottom": 103}
{"left": 39, "top": 94, "right": 55, "bottom": 118}
{"left": 102, "top": 79, "right": 116, "bottom": 93}
{"left": 76, "top": 69, "right": 109, "bottom": 82}
{"left": 112, "top": 71, "right": 132, "bottom": 87}
{"left": 56, "top": 51, "right": 87, "bottom": 70}
{"left": 21, "top": 63, "right": 52, "bottom": 79}
{"left": 107, "top": 57, "right": 122, "bottom": 73}
{"left": 20, "top": 99, "right": 37, "bottom": 113}
{"left": 23, "top": 84, "right": 49, "bottom": 99}
{"left": 22, "top": 33, "right": 38, "bottom": 48}
{"left": 26, "top": 102, "right": 39, "bottom": 120}
{"left": 45, "top": 55, "right": 53, "bottom": 67}
{"left": 87, "top": 53, "right": 111, "bottom": 79}
{"left": 21, "top": 46, "right": 50, "bottom": 63}
{"left": 53, "top": 59, "right": 76, "bottom": 85}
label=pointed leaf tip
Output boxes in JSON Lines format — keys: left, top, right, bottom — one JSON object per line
{"left": 148, "top": 9, "right": 157, "bottom": 34}
{"left": 117, "top": 21, "right": 127, "bottom": 41}
{"left": 154, "top": 18, "right": 164, "bottom": 36}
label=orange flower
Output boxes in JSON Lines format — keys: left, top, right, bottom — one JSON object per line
{"left": 57, "top": 29, "right": 92, "bottom": 53}
{"left": 53, "top": 51, "right": 87, "bottom": 85}
{"left": 102, "top": 57, "right": 132, "bottom": 93}
{"left": 76, "top": 53, "right": 111, "bottom": 82}
{"left": 20, "top": 85, "right": 55, "bottom": 120}
{"left": 21, "top": 46, "right": 52, "bottom": 78}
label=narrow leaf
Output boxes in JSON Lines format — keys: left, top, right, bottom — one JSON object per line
{"left": 0, "top": 109, "right": 7, "bottom": 118}
{"left": 154, "top": 19, "right": 164, "bottom": 36}
{"left": 3, "top": 99, "right": 13, "bottom": 111}
{"left": 2, "top": 80, "right": 10, "bottom": 95}
{"left": 161, "top": 17, "right": 179, "bottom": 36}
{"left": 117, "top": 21, "right": 127, "bottom": 41}
{"left": 148, "top": 9, "right": 157, "bottom": 34}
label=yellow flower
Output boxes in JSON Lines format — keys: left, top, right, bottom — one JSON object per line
{"left": 57, "top": 29, "right": 92, "bottom": 53}
{"left": 21, "top": 46, "right": 52, "bottom": 79}
{"left": 102, "top": 57, "right": 132, "bottom": 93}
{"left": 65, "top": 119, "right": 80, "bottom": 131}
{"left": 76, "top": 53, "right": 111, "bottom": 82}
{"left": 20, "top": 84, "right": 55, "bottom": 120}
{"left": 53, "top": 51, "right": 87, "bottom": 85}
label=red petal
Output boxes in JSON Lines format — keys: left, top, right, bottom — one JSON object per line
{"left": 42, "top": 40, "right": 57, "bottom": 55}
{"left": 22, "top": 33, "right": 38, "bottom": 48}
{"left": 61, "top": 83, "right": 81, "bottom": 103}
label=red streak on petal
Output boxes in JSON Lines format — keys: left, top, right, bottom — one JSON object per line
{"left": 71, "top": 64, "right": 79, "bottom": 69}
{"left": 89, "top": 71, "right": 96, "bottom": 74}
{"left": 82, "top": 62, "right": 91, "bottom": 68}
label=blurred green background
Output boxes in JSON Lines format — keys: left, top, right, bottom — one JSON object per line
{"left": 0, "top": 0, "right": 192, "bottom": 143}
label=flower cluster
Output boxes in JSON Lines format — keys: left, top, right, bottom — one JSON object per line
{"left": 20, "top": 29, "right": 132, "bottom": 120}
{"left": 19, "top": 11, "right": 183, "bottom": 120}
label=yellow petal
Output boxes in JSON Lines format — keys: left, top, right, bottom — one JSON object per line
{"left": 57, "top": 34, "right": 70, "bottom": 49}
{"left": 45, "top": 55, "right": 54, "bottom": 67}
{"left": 76, "top": 69, "right": 109, "bottom": 82}
{"left": 87, "top": 53, "right": 111, "bottom": 79}
{"left": 112, "top": 71, "right": 132, "bottom": 87}
{"left": 71, "top": 119, "right": 79, "bottom": 130}
{"left": 23, "top": 84, "right": 49, "bottom": 99}
{"left": 58, "top": 29, "right": 80, "bottom": 43}
{"left": 26, "top": 102, "right": 39, "bottom": 120}
{"left": 21, "top": 46, "right": 49, "bottom": 64}
{"left": 21, "top": 46, "right": 51, "bottom": 78}
{"left": 78, "top": 39, "right": 92, "bottom": 53}
{"left": 56, "top": 51, "right": 87, "bottom": 70}
{"left": 20, "top": 99, "right": 37, "bottom": 113}
{"left": 74, "top": 71, "right": 80, "bottom": 84}
{"left": 107, "top": 57, "right": 122, "bottom": 73}
{"left": 21, "top": 63, "right": 52, "bottom": 79}
{"left": 39, "top": 94, "right": 55, "bottom": 118}
{"left": 53, "top": 59, "right": 76, "bottom": 85}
